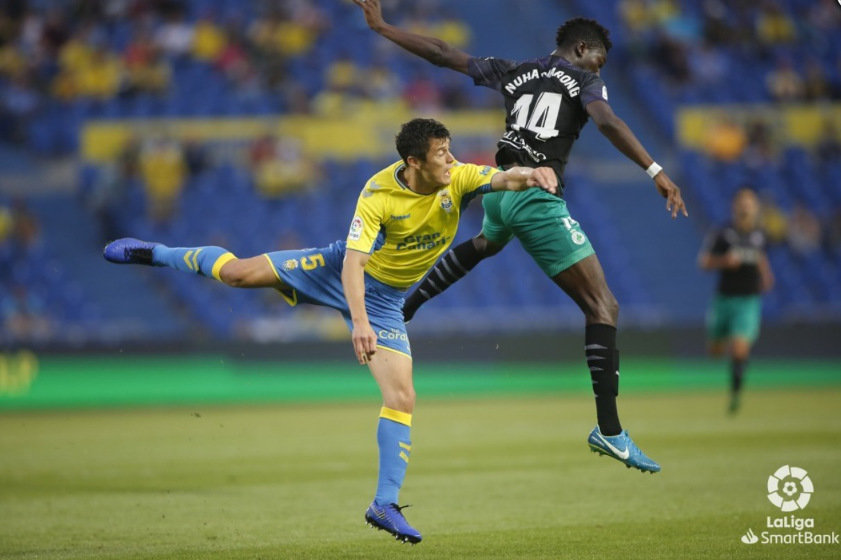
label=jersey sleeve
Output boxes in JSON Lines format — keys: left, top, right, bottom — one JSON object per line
{"left": 346, "top": 186, "right": 386, "bottom": 254}
{"left": 580, "top": 72, "right": 609, "bottom": 108}
{"left": 701, "top": 229, "right": 729, "bottom": 256}
{"left": 467, "top": 56, "right": 519, "bottom": 90}
{"left": 449, "top": 162, "right": 499, "bottom": 200}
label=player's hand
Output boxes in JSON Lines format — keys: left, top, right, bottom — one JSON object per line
{"left": 352, "top": 0, "right": 386, "bottom": 31}
{"left": 654, "top": 171, "right": 688, "bottom": 219}
{"left": 525, "top": 167, "right": 558, "bottom": 195}
{"left": 351, "top": 322, "right": 378, "bottom": 365}
{"left": 723, "top": 252, "right": 742, "bottom": 269}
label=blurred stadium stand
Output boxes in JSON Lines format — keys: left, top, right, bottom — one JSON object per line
{"left": 1, "top": 0, "right": 840, "bottom": 348}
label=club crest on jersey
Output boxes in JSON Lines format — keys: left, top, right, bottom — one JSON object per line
{"left": 282, "top": 259, "right": 298, "bottom": 271}
{"left": 349, "top": 216, "right": 363, "bottom": 241}
{"left": 439, "top": 190, "right": 453, "bottom": 212}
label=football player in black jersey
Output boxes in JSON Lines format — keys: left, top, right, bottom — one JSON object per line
{"left": 355, "top": 0, "right": 687, "bottom": 473}
{"left": 699, "top": 188, "right": 774, "bottom": 413}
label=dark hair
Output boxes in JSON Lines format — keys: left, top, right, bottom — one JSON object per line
{"left": 555, "top": 17, "right": 612, "bottom": 52}
{"left": 395, "top": 118, "right": 450, "bottom": 163}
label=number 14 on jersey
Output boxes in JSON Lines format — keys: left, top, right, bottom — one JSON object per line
{"left": 510, "top": 92, "right": 562, "bottom": 140}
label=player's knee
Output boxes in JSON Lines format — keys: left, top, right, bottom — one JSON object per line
{"left": 731, "top": 339, "right": 751, "bottom": 360}
{"left": 388, "top": 386, "right": 416, "bottom": 413}
{"left": 585, "top": 292, "right": 618, "bottom": 325}
{"left": 219, "top": 260, "right": 248, "bottom": 287}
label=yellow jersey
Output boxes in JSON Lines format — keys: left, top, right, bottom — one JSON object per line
{"left": 346, "top": 160, "right": 498, "bottom": 288}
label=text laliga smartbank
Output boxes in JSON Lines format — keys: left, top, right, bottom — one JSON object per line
{"left": 757, "top": 514, "right": 839, "bottom": 544}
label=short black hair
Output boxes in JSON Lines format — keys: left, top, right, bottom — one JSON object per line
{"left": 555, "top": 17, "right": 612, "bottom": 53}
{"left": 395, "top": 118, "right": 450, "bottom": 163}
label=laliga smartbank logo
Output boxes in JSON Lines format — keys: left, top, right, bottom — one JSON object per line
{"left": 767, "top": 464, "right": 812, "bottom": 511}
{"left": 740, "top": 465, "right": 839, "bottom": 546}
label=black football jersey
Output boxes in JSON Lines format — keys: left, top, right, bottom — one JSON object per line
{"left": 702, "top": 226, "right": 766, "bottom": 296}
{"left": 468, "top": 54, "right": 609, "bottom": 192}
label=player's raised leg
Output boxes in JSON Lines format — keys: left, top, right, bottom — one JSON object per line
{"left": 103, "top": 238, "right": 279, "bottom": 288}
{"left": 727, "top": 336, "right": 751, "bottom": 413}
{"left": 363, "top": 349, "right": 422, "bottom": 544}
{"left": 402, "top": 234, "right": 504, "bottom": 322}
{"left": 553, "top": 254, "right": 660, "bottom": 473}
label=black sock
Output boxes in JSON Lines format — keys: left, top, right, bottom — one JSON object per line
{"left": 402, "top": 239, "right": 483, "bottom": 321}
{"left": 585, "top": 323, "right": 622, "bottom": 436}
{"left": 731, "top": 358, "right": 746, "bottom": 394}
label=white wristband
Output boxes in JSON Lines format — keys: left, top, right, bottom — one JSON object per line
{"left": 646, "top": 162, "right": 663, "bottom": 179}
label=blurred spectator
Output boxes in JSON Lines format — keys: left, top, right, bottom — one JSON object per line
{"left": 249, "top": 3, "right": 325, "bottom": 58}
{"left": 0, "top": 72, "right": 42, "bottom": 144}
{"left": 10, "top": 197, "right": 41, "bottom": 250}
{"left": 619, "top": 0, "right": 653, "bottom": 35}
{"left": 440, "top": 72, "right": 471, "bottom": 110}
{"left": 755, "top": 3, "right": 796, "bottom": 46}
{"left": 688, "top": 40, "right": 727, "bottom": 85}
{"left": 743, "top": 119, "right": 776, "bottom": 170}
{"left": 1, "top": 284, "right": 52, "bottom": 343}
{"left": 0, "top": 41, "right": 27, "bottom": 78}
{"left": 83, "top": 137, "right": 140, "bottom": 243}
{"left": 705, "top": 119, "right": 746, "bottom": 162}
{"left": 815, "top": 123, "right": 841, "bottom": 165}
{"left": 215, "top": 31, "right": 256, "bottom": 92}
{"left": 403, "top": 72, "right": 443, "bottom": 112}
{"left": 41, "top": 8, "right": 71, "bottom": 56}
{"left": 183, "top": 138, "right": 210, "bottom": 177}
{"left": 362, "top": 63, "right": 402, "bottom": 102}
{"left": 123, "top": 29, "right": 171, "bottom": 95}
{"left": 619, "top": 0, "right": 656, "bottom": 56}
{"left": 765, "top": 57, "right": 804, "bottom": 102}
{"left": 154, "top": 7, "right": 195, "bottom": 59}
{"left": 313, "top": 57, "right": 364, "bottom": 116}
{"left": 759, "top": 192, "right": 788, "bottom": 245}
{"left": 192, "top": 16, "right": 227, "bottom": 61}
{"left": 53, "top": 29, "right": 123, "bottom": 100}
{"left": 700, "top": 0, "right": 737, "bottom": 45}
{"left": 405, "top": 12, "right": 471, "bottom": 49}
{"left": 82, "top": 49, "right": 123, "bottom": 99}
{"left": 0, "top": 204, "right": 12, "bottom": 244}
{"left": 649, "top": 30, "right": 690, "bottom": 85}
{"left": 249, "top": 133, "right": 317, "bottom": 196}
{"left": 802, "top": 58, "right": 829, "bottom": 101}
{"left": 138, "top": 137, "right": 186, "bottom": 224}
{"left": 787, "top": 203, "right": 821, "bottom": 256}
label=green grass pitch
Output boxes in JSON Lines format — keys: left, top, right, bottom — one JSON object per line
{"left": 1, "top": 374, "right": 840, "bottom": 558}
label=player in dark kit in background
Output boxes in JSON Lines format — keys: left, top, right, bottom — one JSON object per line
{"left": 355, "top": 1, "right": 689, "bottom": 473}
{"left": 698, "top": 188, "right": 774, "bottom": 413}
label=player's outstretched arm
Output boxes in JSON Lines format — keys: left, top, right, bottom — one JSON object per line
{"left": 353, "top": 0, "right": 472, "bottom": 74}
{"left": 698, "top": 251, "right": 741, "bottom": 270}
{"left": 586, "top": 100, "right": 688, "bottom": 219}
{"left": 491, "top": 166, "right": 558, "bottom": 194}
{"left": 342, "top": 248, "right": 378, "bottom": 365}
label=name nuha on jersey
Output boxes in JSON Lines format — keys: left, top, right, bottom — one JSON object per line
{"left": 395, "top": 232, "right": 450, "bottom": 251}
{"left": 504, "top": 67, "right": 580, "bottom": 97}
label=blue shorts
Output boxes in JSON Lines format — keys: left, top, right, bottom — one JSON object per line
{"left": 263, "top": 240, "right": 411, "bottom": 358}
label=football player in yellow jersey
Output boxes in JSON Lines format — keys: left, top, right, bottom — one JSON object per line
{"left": 104, "top": 118, "right": 557, "bottom": 544}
